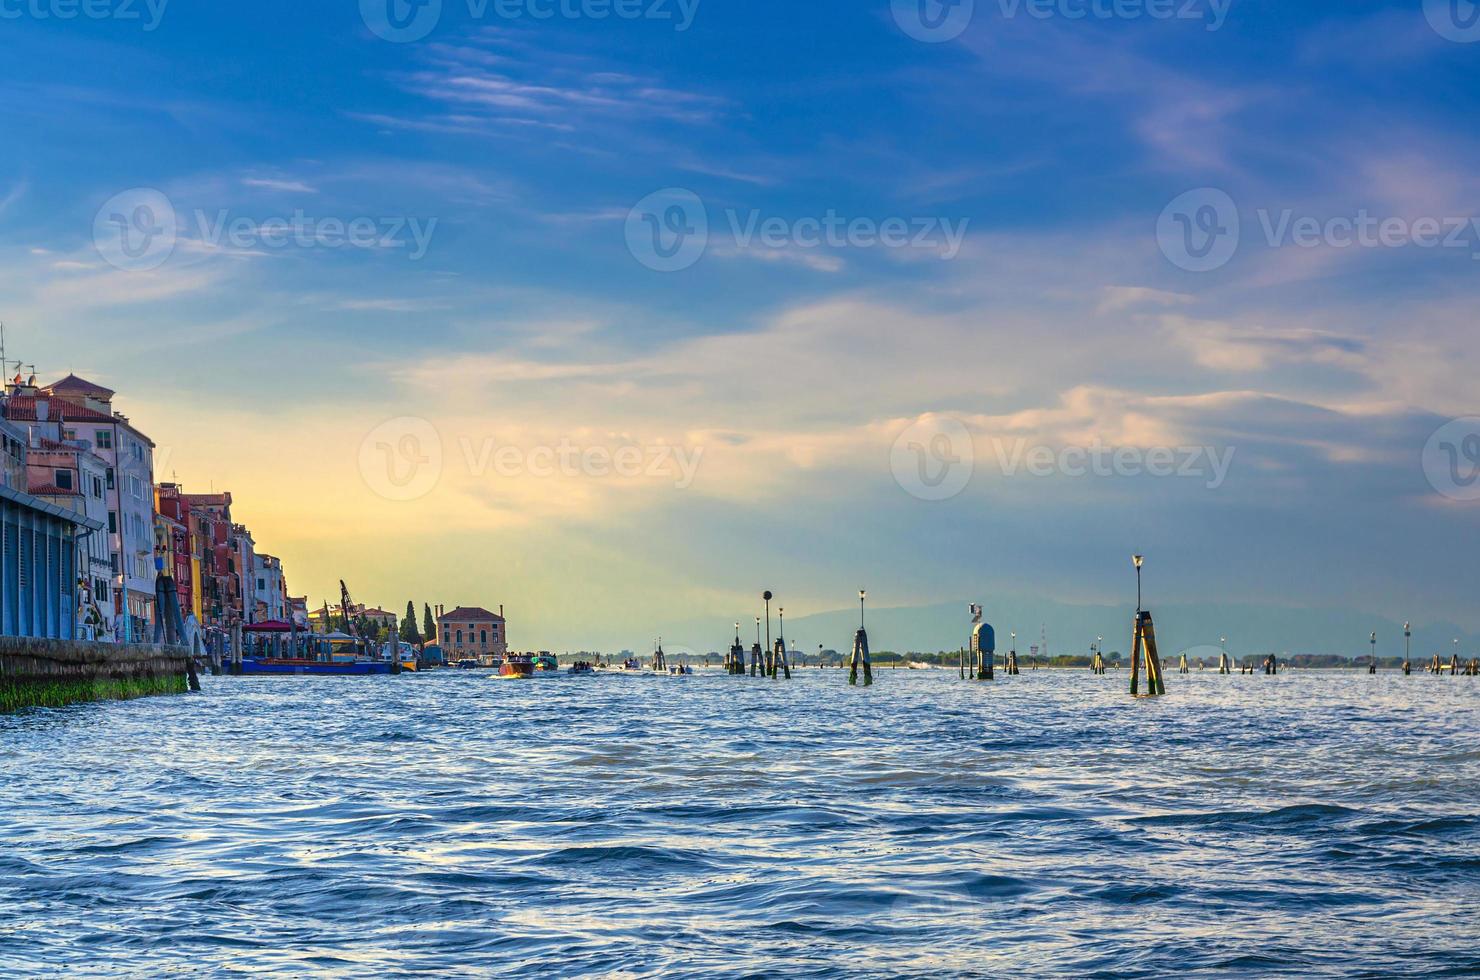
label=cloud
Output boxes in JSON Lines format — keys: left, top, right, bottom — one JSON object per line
{"left": 242, "top": 177, "right": 318, "bottom": 194}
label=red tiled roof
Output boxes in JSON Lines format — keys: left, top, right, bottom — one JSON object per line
{"left": 29, "top": 483, "right": 81, "bottom": 496}
{"left": 43, "top": 374, "right": 115, "bottom": 399}
{"left": 438, "top": 606, "right": 505, "bottom": 623}
{"left": 3, "top": 395, "right": 115, "bottom": 424}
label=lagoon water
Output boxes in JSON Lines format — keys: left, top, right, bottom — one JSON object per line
{"left": 2, "top": 668, "right": 1478, "bottom": 978}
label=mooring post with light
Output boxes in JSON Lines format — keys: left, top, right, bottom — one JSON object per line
{"left": 1219, "top": 636, "right": 1230, "bottom": 675}
{"left": 1006, "top": 631, "right": 1020, "bottom": 675}
{"left": 751, "top": 617, "right": 763, "bottom": 676}
{"left": 849, "top": 589, "right": 872, "bottom": 687}
{"left": 965, "top": 604, "right": 981, "bottom": 679}
{"left": 1128, "top": 555, "right": 1165, "bottom": 697}
{"left": 728, "top": 622, "right": 746, "bottom": 675}
{"left": 1402, "top": 623, "right": 1411, "bottom": 675}
{"left": 1179, "top": 652, "right": 1189, "bottom": 675}
{"left": 653, "top": 637, "right": 667, "bottom": 672}
{"left": 1369, "top": 631, "right": 1377, "bottom": 675}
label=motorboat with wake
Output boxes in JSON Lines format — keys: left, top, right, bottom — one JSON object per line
{"left": 496, "top": 653, "right": 535, "bottom": 679}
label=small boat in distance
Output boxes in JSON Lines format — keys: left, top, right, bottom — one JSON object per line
{"left": 533, "top": 653, "right": 559, "bottom": 672}
{"left": 568, "top": 661, "right": 595, "bottom": 675}
{"left": 618, "top": 657, "right": 644, "bottom": 671}
{"left": 498, "top": 653, "right": 535, "bottom": 679}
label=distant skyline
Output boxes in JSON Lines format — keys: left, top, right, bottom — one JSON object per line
{"left": 4, "top": 1, "right": 1479, "bottom": 650}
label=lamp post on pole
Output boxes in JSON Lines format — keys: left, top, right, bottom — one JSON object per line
{"left": 859, "top": 589, "right": 866, "bottom": 630}
{"left": 763, "top": 591, "right": 773, "bottom": 678}
{"left": 1404, "top": 622, "right": 1411, "bottom": 675}
{"left": 1133, "top": 554, "right": 1144, "bottom": 613}
{"left": 777, "top": 605, "right": 786, "bottom": 678}
{"left": 1370, "top": 631, "right": 1377, "bottom": 674}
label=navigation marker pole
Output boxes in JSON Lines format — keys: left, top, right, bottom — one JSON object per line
{"left": 1403, "top": 623, "right": 1411, "bottom": 675}
{"left": 849, "top": 590, "right": 872, "bottom": 687}
{"left": 1128, "top": 555, "right": 1165, "bottom": 697}
{"left": 775, "top": 606, "right": 791, "bottom": 679}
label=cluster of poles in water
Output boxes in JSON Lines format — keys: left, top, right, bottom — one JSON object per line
{"left": 713, "top": 558, "right": 1478, "bottom": 699}
{"left": 721, "top": 590, "right": 877, "bottom": 686}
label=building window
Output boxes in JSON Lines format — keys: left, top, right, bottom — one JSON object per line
{"left": 95, "top": 430, "right": 113, "bottom": 449}
{"left": 108, "top": 511, "right": 117, "bottom": 534}
{"left": 106, "top": 468, "right": 115, "bottom": 490}
{"left": 481, "top": 630, "right": 487, "bottom": 645}
{"left": 55, "top": 469, "right": 74, "bottom": 490}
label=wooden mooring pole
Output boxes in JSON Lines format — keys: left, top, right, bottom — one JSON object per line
{"left": 1129, "top": 609, "right": 1165, "bottom": 697}
{"left": 849, "top": 590, "right": 872, "bottom": 686}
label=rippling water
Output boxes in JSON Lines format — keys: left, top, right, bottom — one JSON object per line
{"left": 3, "top": 668, "right": 1479, "bottom": 978}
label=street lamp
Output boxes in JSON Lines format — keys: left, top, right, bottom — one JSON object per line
{"left": 859, "top": 589, "right": 867, "bottom": 629}
{"left": 1132, "top": 554, "right": 1144, "bottom": 612}
{"left": 763, "top": 591, "right": 773, "bottom": 678}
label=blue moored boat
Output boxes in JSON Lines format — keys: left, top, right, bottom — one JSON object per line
{"left": 238, "top": 658, "right": 394, "bottom": 676}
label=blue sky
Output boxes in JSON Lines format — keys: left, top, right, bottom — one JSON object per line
{"left": 3, "top": 1, "right": 1478, "bottom": 649}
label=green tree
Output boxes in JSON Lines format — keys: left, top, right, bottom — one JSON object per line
{"left": 423, "top": 604, "right": 436, "bottom": 643}
{"left": 400, "top": 601, "right": 420, "bottom": 646}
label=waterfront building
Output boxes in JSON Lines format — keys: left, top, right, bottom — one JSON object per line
{"left": 436, "top": 605, "right": 508, "bottom": 662}
{"left": 181, "top": 492, "right": 239, "bottom": 629}
{"left": 287, "top": 595, "right": 308, "bottom": 628}
{"left": 27, "top": 435, "right": 114, "bottom": 639}
{"left": 231, "top": 524, "right": 256, "bottom": 622}
{"left": 155, "top": 485, "right": 203, "bottom": 623}
{"left": 32, "top": 375, "right": 157, "bottom": 640}
{"left": 0, "top": 481, "right": 102, "bottom": 639}
{"left": 252, "top": 553, "right": 287, "bottom": 622}
{"left": 358, "top": 606, "right": 399, "bottom": 633}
